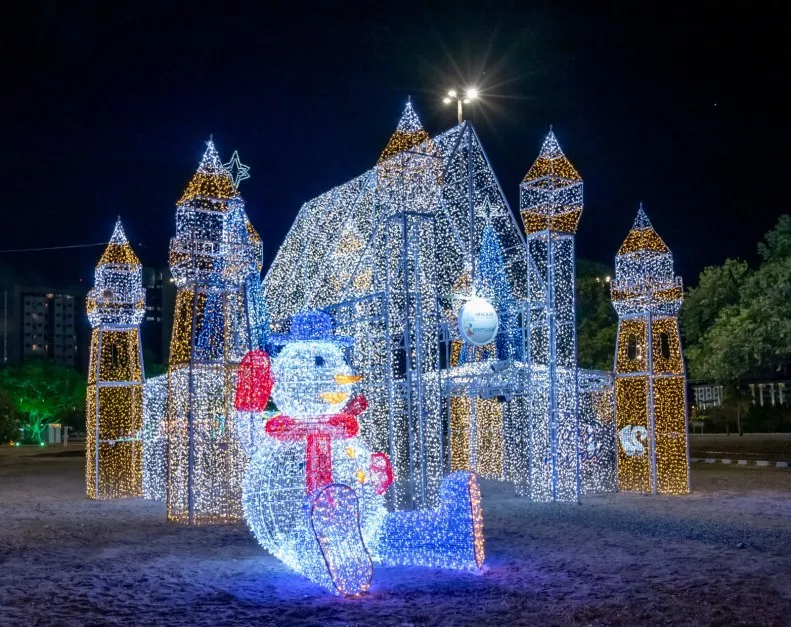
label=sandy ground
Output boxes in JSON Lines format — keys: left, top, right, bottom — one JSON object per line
{"left": 1, "top": 452, "right": 790, "bottom": 626}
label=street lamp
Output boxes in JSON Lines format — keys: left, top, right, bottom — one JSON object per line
{"left": 443, "top": 87, "right": 479, "bottom": 124}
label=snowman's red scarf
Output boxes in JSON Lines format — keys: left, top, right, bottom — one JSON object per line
{"left": 264, "top": 395, "right": 392, "bottom": 495}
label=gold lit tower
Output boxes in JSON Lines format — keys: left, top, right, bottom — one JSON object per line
{"left": 611, "top": 206, "right": 689, "bottom": 494}
{"left": 86, "top": 219, "right": 145, "bottom": 499}
{"left": 167, "top": 140, "right": 263, "bottom": 524}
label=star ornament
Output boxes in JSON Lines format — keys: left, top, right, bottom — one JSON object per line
{"left": 223, "top": 150, "right": 251, "bottom": 187}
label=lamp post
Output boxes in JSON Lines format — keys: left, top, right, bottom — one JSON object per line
{"left": 443, "top": 88, "right": 479, "bottom": 124}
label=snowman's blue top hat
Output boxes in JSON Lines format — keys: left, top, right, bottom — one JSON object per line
{"left": 272, "top": 309, "right": 353, "bottom": 346}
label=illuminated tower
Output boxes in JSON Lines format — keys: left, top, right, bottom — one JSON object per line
{"left": 519, "top": 130, "right": 581, "bottom": 502}
{"left": 86, "top": 219, "right": 145, "bottom": 499}
{"left": 611, "top": 206, "right": 689, "bottom": 494}
{"left": 167, "top": 139, "right": 264, "bottom": 524}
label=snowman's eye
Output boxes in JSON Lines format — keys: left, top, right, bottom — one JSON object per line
{"left": 314, "top": 355, "right": 325, "bottom": 367}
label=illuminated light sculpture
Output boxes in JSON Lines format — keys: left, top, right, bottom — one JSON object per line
{"left": 241, "top": 310, "right": 389, "bottom": 595}
{"left": 241, "top": 309, "right": 484, "bottom": 595}
{"left": 264, "top": 102, "right": 619, "bottom": 504}
{"left": 142, "top": 374, "right": 168, "bottom": 501}
{"left": 578, "top": 371, "right": 617, "bottom": 494}
{"left": 264, "top": 102, "right": 532, "bottom": 509}
{"left": 167, "top": 139, "right": 267, "bottom": 524}
{"left": 611, "top": 206, "right": 690, "bottom": 494}
{"left": 376, "top": 470, "right": 485, "bottom": 571}
{"left": 519, "top": 130, "right": 582, "bottom": 502}
{"left": 86, "top": 218, "right": 145, "bottom": 499}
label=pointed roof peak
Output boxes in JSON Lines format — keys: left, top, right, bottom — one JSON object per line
{"left": 177, "top": 138, "right": 239, "bottom": 204}
{"left": 633, "top": 203, "right": 652, "bottom": 229}
{"left": 109, "top": 217, "right": 128, "bottom": 244}
{"left": 198, "top": 137, "right": 226, "bottom": 174}
{"left": 98, "top": 217, "right": 140, "bottom": 266}
{"left": 522, "top": 128, "right": 581, "bottom": 183}
{"left": 377, "top": 100, "right": 431, "bottom": 164}
{"left": 396, "top": 99, "right": 423, "bottom": 133}
{"left": 538, "top": 129, "right": 563, "bottom": 159}
{"left": 617, "top": 204, "right": 669, "bottom": 256}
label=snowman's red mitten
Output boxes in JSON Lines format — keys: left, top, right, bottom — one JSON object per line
{"left": 235, "top": 349, "right": 274, "bottom": 412}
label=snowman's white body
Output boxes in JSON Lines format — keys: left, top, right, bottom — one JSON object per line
{"left": 241, "top": 340, "right": 387, "bottom": 573}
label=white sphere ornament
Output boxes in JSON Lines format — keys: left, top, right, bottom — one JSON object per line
{"left": 458, "top": 298, "right": 499, "bottom": 346}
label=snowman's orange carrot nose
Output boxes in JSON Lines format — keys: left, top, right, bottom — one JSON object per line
{"left": 334, "top": 373, "right": 363, "bottom": 385}
{"left": 320, "top": 391, "right": 350, "bottom": 404}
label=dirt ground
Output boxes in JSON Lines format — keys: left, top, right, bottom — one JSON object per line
{"left": 690, "top": 433, "right": 791, "bottom": 461}
{"left": 1, "top": 451, "right": 790, "bottom": 626}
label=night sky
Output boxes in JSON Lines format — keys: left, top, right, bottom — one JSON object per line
{"left": 3, "top": 1, "right": 786, "bottom": 288}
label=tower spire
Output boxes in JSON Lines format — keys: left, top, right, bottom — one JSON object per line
{"left": 633, "top": 203, "right": 652, "bottom": 229}
{"left": 618, "top": 204, "right": 668, "bottom": 255}
{"left": 178, "top": 138, "right": 238, "bottom": 204}
{"left": 522, "top": 130, "right": 580, "bottom": 183}
{"left": 86, "top": 218, "right": 145, "bottom": 500}
{"left": 611, "top": 206, "right": 689, "bottom": 495}
{"left": 378, "top": 100, "right": 430, "bottom": 164}
{"left": 99, "top": 217, "right": 140, "bottom": 265}
{"left": 520, "top": 129, "right": 583, "bottom": 235}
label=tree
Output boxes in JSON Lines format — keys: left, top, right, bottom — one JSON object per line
{"left": 684, "top": 216, "right": 791, "bottom": 383}
{"left": 680, "top": 258, "right": 750, "bottom": 346}
{"left": 576, "top": 260, "right": 618, "bottom": 371}
{"left": 0, "top": 360, "right": 86, "bottom": 443}
{"left": 143, "top": 347, "right": 167, "bottom": 378}
{"left": 0, "top": 387, "right": 21, "bottom": 443}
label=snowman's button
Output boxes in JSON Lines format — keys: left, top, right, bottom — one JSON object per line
{"left": 345, "top": 446, "right": 357, "bottom": 459}
{"left": 355, "top": 470, "right": 366, "bottom": 483}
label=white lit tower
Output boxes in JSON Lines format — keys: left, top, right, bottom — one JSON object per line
{"left": 611, "top": 206, "right": 689, "bottom": 494}
{"left": 167, "top": 139, "right": 264, "bottom": 524}
{"left": 86, "top": 219, "right": 145, "bottom": 499}
{"left": 519, "top": 130, "right": 582, "bottom": 502}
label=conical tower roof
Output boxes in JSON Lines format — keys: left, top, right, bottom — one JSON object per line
{"left": 617, "top": 204, "right": 669, "bottom": 255}
{"left": 378, "top": 100, "right": 431, "bottom": 164}
{"left": 98, "top": 218, "right": 140, "bottom": 266}
{"left": 522, "top": 130, "right": 581, "bottom": 184}
{"left": 178, "top": 138, "right": 238, "bottom": 204}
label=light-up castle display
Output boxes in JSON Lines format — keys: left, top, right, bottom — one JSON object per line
{"left": 263, "top": 103, "right": 635, "bottom": 505}
{"left": 86, "top": 99, "right": 690, "bottom": 596}
{"left": 612, "top": 206, "right": 690, "bottom": 494}
{"left": 86, "top": 219, "right": 145, "bottom": 499}
{"left": 166, "top": 139, "right": 268, "bottom": 524}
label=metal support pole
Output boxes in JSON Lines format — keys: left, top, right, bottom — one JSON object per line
{"left": 646, "top": 310, "right": 658, "bottom": 495}
{"left": 547, "top": 231, "right": 558, "bottom": 501}
{"left": 187, "top": 261, "right": 199, "bottom": 524}
{"left": 467, "top": 123, "right": 475, "bottom": 288}
{"left": 93, "top": 329, "right": 103, "bottom": 498}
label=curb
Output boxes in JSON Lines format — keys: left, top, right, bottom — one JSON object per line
{"left": 690, "top": 457, "right": 789, "bottom": 468}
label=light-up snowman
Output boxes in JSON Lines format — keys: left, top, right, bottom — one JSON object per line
{"left": 238, "top": 309, "right": 486, "bottom": 597}
{"left": 237, "top": 311, "right": 391, "bottom": 595}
